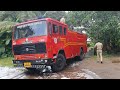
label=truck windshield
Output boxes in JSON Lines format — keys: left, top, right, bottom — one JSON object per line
{"left": 14, "top": 21, "right": 47, "bottom": 39}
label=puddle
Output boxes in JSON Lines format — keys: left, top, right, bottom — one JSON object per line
{"left": 0, "top": 57, "right": 101, "bottom": 79}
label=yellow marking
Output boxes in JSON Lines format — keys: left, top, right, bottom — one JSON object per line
{"left": 60, "top": 37, "right": 85, "bottom": 48}
{"left": 24, "top": 62, "right": 32, "bottom": 68}
{"left": 60, "top": 38, "right": 66, "bottom": 40}
{"left": 78, "top": 38, "right": 82, "bottom": 39}
{"left": 64, "top": 42, "right": 85, "bottom": 48}
{"left": 68, "top": 31, "right": 77, "bottom": 34}
{"left": 60, "top": 38, "right": 66, "bottom": 44}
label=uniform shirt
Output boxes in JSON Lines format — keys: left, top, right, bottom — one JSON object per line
{"left": 94, "top": 42, "right": 103, "bottom": 50}
{"left": 60, "top": 17, "right": 65, "bottom": 23}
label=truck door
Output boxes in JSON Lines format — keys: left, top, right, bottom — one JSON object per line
{"left": 51, "top": 23, "right": 59, "bottom": 55}
{"left": 62, "top": 27, "right": 72, "bottom": 59}
{"left": 58, "top": 25, "right": 64, "bottom": 49}
{"left": 47, "top": 22, "right": 53, "bottom": 58}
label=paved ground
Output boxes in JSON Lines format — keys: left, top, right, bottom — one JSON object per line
{"left": 79, "top": 55, "right": 120, "bottom": 79}
{"left": 0, "top": 61, "right": 101, "bottom": 79}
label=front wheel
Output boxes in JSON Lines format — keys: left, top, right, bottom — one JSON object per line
{"left": 51, "top": 54, "right": 66, "bottom": 72}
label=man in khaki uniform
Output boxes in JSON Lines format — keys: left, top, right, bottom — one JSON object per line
{"left": 60, "top": 16, "right": 65, "bottom": 23}
{"left": 94, "top": 41, "right": 103, "bottom": 63}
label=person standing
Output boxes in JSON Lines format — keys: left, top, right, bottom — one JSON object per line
{"left": 70, "top": 24, "right": 74, "bottom": 30}
{"left": 60, "top": 16, "right": 65, "bottom": 23}
{"left": 94, "top": 41, "right": 103, "bottom": 63}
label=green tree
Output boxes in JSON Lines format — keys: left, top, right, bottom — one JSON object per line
{"left": 0, "top": 11, "right": 46, "bottom": 57}
{"left": 45, "top": 11, "right": 66, "bottom": 20}
{"left": 65, "top": 11, "right": 120, "bottom": 53}
{"left": 87, "top": 11, "right": 120, "bottom": 53}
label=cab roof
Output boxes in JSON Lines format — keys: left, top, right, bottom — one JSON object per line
{"left": 15, "top": 18, "right": 67, "bottom": 27}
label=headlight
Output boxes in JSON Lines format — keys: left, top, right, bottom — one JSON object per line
{"left": 16, "top": 61, "right": 20, "bottom": 64}
{"left": 45, "top": 54, "right": 47, "bottom": 58}
{"left": 45, "top": 60, "right": 47, "bottom": 63}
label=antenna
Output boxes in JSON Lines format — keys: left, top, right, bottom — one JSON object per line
{"left": 43, "top": 11, "right": 48, "bottom": 17}
{"left": 38, "top": 11, "right": 48, "bottom": 19}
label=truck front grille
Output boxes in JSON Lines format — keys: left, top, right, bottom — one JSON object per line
{"left": 13, "top": 42, "right": 46, "bottom": 55}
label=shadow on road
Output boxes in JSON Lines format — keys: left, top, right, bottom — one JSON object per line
{"left": 22, "top": 48, "right": 94, "bottom": 77}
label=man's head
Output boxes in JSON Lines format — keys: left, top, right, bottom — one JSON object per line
{"left": 95, "top": 41, "right": 100, "bottom": 43}
{"left": 97, "top": 40, "right": 100, "bottom": 42}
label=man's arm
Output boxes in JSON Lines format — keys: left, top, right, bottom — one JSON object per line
{"left": 94, "top": 44, "right": 97, "bottom": 49}
{"left": 101, "top": 43, "right": 103, "bottom": 49}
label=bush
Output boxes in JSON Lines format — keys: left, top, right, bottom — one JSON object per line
{"left": 87, "top": 42, "right": 95, "bottom": 47}
{"left": 0, "top": 31, "right": 12, "bottom": 57}
{"left": 87, "top": 43, "right": 91, "bottom": 47}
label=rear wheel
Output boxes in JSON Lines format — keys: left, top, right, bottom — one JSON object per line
{"left": 51, "top": 54, "right": 66, "bottom": 72}
{"left": 80, "top": 48, "right": 85, "bottom": 60}
{"left": 76, "top": 48, "right": 85, "bottom": 61}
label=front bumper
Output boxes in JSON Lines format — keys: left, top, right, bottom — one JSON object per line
{"left": 12, "top": 58, "right": 54, "bottom": 68}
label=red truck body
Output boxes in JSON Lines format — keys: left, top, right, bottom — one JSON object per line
{"left": 12, "top": 18, "right": 87, "bottom": 72}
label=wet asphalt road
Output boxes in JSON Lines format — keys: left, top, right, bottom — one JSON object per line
{"left": 0, "top": 48, "right": 101, "bottom": 79}
{"left": 0, "top": 59, "right": 101, "bottom": 79}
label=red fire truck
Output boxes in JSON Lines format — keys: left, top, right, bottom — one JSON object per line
{"left": 12, "top": 18, "right": 87, "bottom": 72}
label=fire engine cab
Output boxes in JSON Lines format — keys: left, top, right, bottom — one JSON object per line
{"left": 12, "top": 18, "right": 87, "bottom": 72}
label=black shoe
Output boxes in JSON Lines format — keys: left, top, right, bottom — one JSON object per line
{"left": 101, "top": 61, "right": 103, "bottom": 64}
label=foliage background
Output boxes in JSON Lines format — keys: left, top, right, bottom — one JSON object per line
{"left": 0, "top": 11, "right": 120, "bottom": 57}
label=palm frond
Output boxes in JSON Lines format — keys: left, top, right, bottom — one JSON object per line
{"left": 0, "top": 21, "right": 18, "bottom": 32}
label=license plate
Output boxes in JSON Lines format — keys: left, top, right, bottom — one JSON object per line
{"left": 24, "top": 62, "right": 32, "bottom": 68}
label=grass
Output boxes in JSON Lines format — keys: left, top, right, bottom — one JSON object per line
{"left": 92, "top": 52, "right": 120, "bottom": 62}
{"left": 0, "top": 57, "right": 14, "bottom": 67}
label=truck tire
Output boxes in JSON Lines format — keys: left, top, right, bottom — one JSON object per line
{"left": 79, "top": 48, "right": 85, "bottom": 61}
{"left": 51, "top": 54, "right": 66, "bottom": 72}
